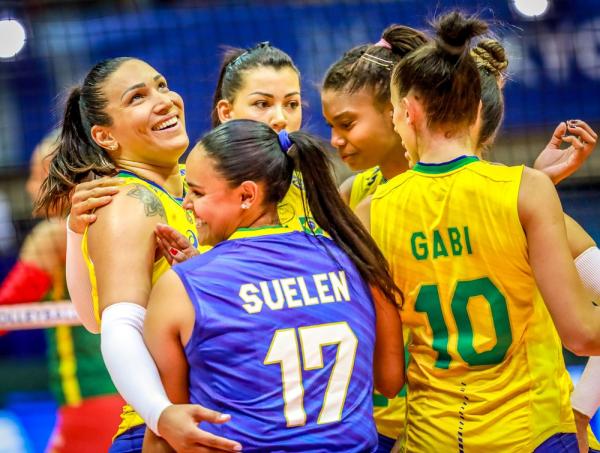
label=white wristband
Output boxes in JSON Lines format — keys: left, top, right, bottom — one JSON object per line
{"left": 572, "top": 356, "right": 600, "bottom": 418}
{"left": 66, "top": 219, "right": 99, "bottom": 333}
{"left": 100, "top": 302, "right": 171, "bottom": 435}
{"left": 575, "top": 246, "right": 600, "bottom": 301}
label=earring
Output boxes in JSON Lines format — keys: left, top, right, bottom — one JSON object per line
{"left": 241, "top": 202, "right": 250, "bottom": 209}
{"left": 109, "top": 143, "right": 118, "bottom": 151}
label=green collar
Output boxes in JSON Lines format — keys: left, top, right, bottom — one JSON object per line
{"left": 228, "top": 224, "right": 291, "bottom": 241}
{"left": 413, "top": 155, "right": 479, "bottom": 175}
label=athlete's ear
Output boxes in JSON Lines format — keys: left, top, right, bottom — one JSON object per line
{"left": 403, "top": 96, "right": 421, "bottom": 128}
{"left": 90, "top": 125, "right": 119, "bottom": 153}
{"left": 217, "top": 99, "right": 234, "bottom": 123}
{"left": 239, "top": 180, "right": 259, "bottom": 210}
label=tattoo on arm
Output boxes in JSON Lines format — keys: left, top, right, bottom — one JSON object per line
{"left": 127, "top": 185, "right": 167, "bottom": 220}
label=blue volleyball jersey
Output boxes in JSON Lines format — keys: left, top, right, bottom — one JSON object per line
{"left": 172, "top": 226, "right": 377, "bottom": 453}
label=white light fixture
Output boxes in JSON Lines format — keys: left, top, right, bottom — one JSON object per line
{"left": 511, "top": 0, "right": 550, "bottom": 19}
{"left": 0, "top": 19, "right": 26, "bottom": 59}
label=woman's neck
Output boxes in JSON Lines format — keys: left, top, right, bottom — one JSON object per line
{"left": 416, "top": 129, "right": 475, "bottom": 164}
{"left": 116, "top": 159, "right": 183, "bottom": 197}
{"left": 379, "top": 145, "right": 410, "bottom": 180}
{"left": 244, "top": 206, "right": 280, "bottom": 229}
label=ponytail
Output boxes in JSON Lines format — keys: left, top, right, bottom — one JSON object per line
{"left": 322, "top": 25, "right": 428, "bottom": 107}
{"left": 287, "top": 132, "right": 401, "bottom": 305}
{"left": 211, "top": 48, "right": 247, "bottom": 128}
{"left": 392, "top": 11, "right": 488, "bottom": 128}
{"left": 471, "top": 39, "right": 509, "bottom": 150}
{"left": 36, "top": 57, "right": 133, "bottom": 216}
{"left": 199, "top": 119, "right": 401, "bottom": 305}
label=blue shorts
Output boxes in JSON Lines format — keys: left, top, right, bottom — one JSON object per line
{"left": 376, "top": 433, "right": 396, "bottom": 453}
{"left": 534, "top": 432, "right": 578, "bottom": 453}
{"left": 108, "top": 424, "right": 146, "bottom": 453}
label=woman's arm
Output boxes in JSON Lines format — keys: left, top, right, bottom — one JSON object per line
{"left": 145, "top": 270, "right": 243, "bottom": 452}
{"left": 88, "top": 184, "right": 172, "bottom": 434}
{"left": 518, "top": 168, "right": 600, "bottom": 355}
{"left": 533, "top": 120, "right": 597, "bottom": 185}
{"left": 371, "top": 287, "right": 404, "bottom": 398}
{"left": 65, "top": 177, "right": 122, "bottom": 333}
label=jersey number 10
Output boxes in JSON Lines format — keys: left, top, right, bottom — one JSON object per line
{"left": 264, "top": 322, "right": 357, "bottom": 427}
{"left": 415, "top": 277, "right": 513, "bottom": 368}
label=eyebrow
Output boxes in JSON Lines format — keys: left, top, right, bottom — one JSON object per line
{"left": 332, "top": 111, "right": 355, "bottom": 121}
{"left": 248, "top": 91, "right": 300, "bottom": 98}
{"left": 187, "top": 181, "right": 202, "bottom": 189}
{"left": 120, "top": 74, "right": 164, "bottom": 100}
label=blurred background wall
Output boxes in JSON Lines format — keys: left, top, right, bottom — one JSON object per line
{"left": 0, "top": 0, "right": 598, "bottom": 450}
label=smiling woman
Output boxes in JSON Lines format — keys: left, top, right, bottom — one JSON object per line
{"left": 34, "top": 57, "right": 228, "bottom": 453}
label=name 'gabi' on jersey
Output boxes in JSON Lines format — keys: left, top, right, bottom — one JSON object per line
{"left": 239, "top": 271, "right": 350, "bottom": 314}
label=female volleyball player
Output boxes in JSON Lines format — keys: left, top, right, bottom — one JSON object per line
{"left": 369, "top": 10, "right": 600, "bottom": 451}
{"left": 321, "top": 25, "right": 598, "bottom": 452}
{"left": 144, "top": 119, "right": 404, "bottom": 452}
{"left": 48, "top": 44, "right": 321, "bottom": 452}
{"left": 35, "top": 57, "right": 246, "bottom": 453}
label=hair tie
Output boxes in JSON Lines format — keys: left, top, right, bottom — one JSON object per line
{"left": 437, "top": 40, "right": 466, "bottom": 56}
{"left": 278, "top": 130, "right": 293, "bottom": 153}
{"left": 375, "top": 38, "right": 392, "bottom": 50}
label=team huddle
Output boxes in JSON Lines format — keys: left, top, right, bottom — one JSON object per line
{"left": 30, "top": 9, "right": 600, "bottom": 453}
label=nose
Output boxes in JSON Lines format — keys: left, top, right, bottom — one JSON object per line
{"left": 270, "top": 106, "right": 288, "bottom": 133}
{"left": 330, "top": 129, "right": 346, "bottom": 149}
{"left": 153, "top": 90, "right": 175, "bottom": 114}
{"left": 182, "top": 193, "right": 193, "bottom": 210}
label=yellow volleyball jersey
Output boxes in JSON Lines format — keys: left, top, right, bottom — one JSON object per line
{"left": 277, "top": 171, "right": 324, "bottom": 235}
{"left": 371, "top": 156, "right": 574, "bottom": 452}
{"left": 82, "top": 166, "right": 198, "bottom": 438}
{"left": 348, "top": 167, "right": 385, "bottom": 211}
{"left": 347, "top": 166, "right": 407, "bottom": 440}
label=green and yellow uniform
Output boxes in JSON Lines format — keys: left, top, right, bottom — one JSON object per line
{"left": 82, "top": 166, "right": 198, "bottom": 438}
{"left": 371, "top": 156, "right": 574, "bottom": 452}
{"left": 349, "top": 166, "right": 407, "bottom": 444}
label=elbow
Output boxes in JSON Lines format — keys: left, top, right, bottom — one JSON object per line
{"left": 81, "top": 320, "right": 100, "bottom": 334}
{"left": 374, "top": 372, "right": 405, "bottom": 399}
{"left": 563, "top": 327, "right": 600, "bottom": 356}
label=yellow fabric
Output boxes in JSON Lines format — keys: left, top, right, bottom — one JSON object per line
{"left": 277, "top": 171, "right": 323, "bottom": 235}
{"left": 348, "top": 167, "right": 384, "bottom": 211}
{"left": 589, "top": 425, "right": 600, "bottom": 450}
{"left": 82, "top": 167, "right": 198, "bottom": 438}
{"left": 371, "top": 158, "right": 575, "bottom": 452}
{"left": 347, "top": 166, "right": 406, "bottom": 440}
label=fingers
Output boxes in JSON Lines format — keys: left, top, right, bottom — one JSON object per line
{"left": 562, "top": 135, "right": 587, "bottom": 161}
{"left": 189, "top": 405, "right": 231, "bottom": 425}
{"left": 156, "top": 236, "right": 174, "bottom": 265}
{"left": 548, "top": 121, "right": 568, "bottom": 147}
{"left": 187, "top": 431, "right": 242, "bottom": 452}
{"left": 156, "top": 223, "right": 193, "bottom": 250}
{"left": 566, "top": 121, "right": 597, "bottom": 157}
{"left": 568, "top": 119, "right": 598, "bottom": 142}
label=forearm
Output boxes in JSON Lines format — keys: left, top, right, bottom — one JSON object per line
{"left": 572, "top": 356, "right": 600, "bottom": 419}
{"left": 66, "top": 222, "right": 99, "bottom": 333}
{"left": 101, "top": 302, "right": 172, "bottom": 435}
{"left": 575, "top": 246, "right": 600, "bottom": 301}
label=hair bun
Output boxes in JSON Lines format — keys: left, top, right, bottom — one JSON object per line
{"left": 471, "top": 39, "right": 508, "bottom": 78}
{"left": 433, "top": 11, "right": 488, "bottom": 56}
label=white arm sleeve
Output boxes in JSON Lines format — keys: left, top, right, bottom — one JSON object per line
{"left": 66, "top": 220, "right": 99, "bottom": 333}
{"left": 571, "top": 356, "right": 600, "bottom": 418}
{"left": 100, "top": 302, "right": 171, "bottom": 435}
{"left": 575, "top": 246, "right": 600, "bottom": 301}
{"left": 571, "top": 246, "right": 600, "bottom": 418}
